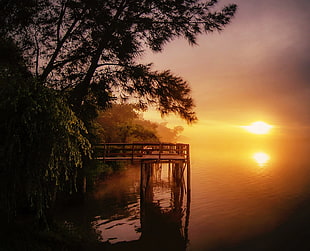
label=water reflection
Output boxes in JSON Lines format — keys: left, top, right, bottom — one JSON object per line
{"left": 92, "top": 160, "right": 191, "bottom": 250}
{"left": 253, "top": 152, "right": 270, "bottom": 167}
{"left": 56, "top": 137, "right": 310, "bottom": 250}
{"left": 139, "top": 161, "right": 190, "bottom": 250}
{"left": 91, "top": 167, "right": 141, "bottom": 243}
{"left": 188, "top": 138, "right": 310, "bottom": 251}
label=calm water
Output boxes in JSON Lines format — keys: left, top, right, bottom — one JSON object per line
{"left": 58, "top": 136, "right": 310, "bottom": 250}
{"left": 188, "top": 140, "right": 310, "bottom": 250}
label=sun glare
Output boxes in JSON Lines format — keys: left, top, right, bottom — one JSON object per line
{"left": 242, "top": 121, "right": 273, "bottom": 135}
{"left": 253, "top": 152, "right": 270, "bottom": 167}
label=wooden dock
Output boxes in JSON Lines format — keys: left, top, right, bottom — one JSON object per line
{"left": 95, "top": 142, "right": 192, "bottom": 238}
{"left": 94, "top": 143, "right": 190, "bottom": 162}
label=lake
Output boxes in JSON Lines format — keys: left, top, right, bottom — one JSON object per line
{"left": 57, "top": 134, "right": 310, "bottom": 250}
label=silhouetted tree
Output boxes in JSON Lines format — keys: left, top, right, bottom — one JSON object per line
{"left": 1, "top": 0, "right": 237, "bottom": 123}
{"left": 0, "top": 0, "right": 237, "bottom": 225}
{"left": 0, "top": 39, "right": 91, "bottom": 224}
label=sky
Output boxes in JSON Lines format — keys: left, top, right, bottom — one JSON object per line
{"left": 141, "top": 0, "right": 310, "bottom": 141}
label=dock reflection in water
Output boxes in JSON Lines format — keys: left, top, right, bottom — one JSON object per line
{"left": 56, "top": 139, "right": 310, "bottom": 250}
{"left": 92, "top": 160, "right": 191, "bottom": 250}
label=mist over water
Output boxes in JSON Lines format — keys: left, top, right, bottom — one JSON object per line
{"left": 57, "top": 129, "right": 310, "bottom": 250}
{"left": 187, "top": 135, "right": 310, "bottom": 250}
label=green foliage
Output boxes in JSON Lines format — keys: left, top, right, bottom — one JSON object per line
{"left": 94, "top": 103, "right": 183, "bottom": 143}
{"left": 95, "top": 103, "right": 158, "bottom": 143}
{"left": 0, "top": 58, "right": 91, "bottom": 221}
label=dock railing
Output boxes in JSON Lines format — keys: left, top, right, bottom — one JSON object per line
{"left": 94, "top": 143, "right": 189, "bottom": 162}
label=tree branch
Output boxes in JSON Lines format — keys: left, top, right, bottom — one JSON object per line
{"left": 53, "top": 53, "right": 90, "bottom": 68}
{"left": 40, "top": 7, "right": 86, "bottom": 82}
{"left": 69, "top": 0, "right": 129, "bottom": 110}
{"left": 56, "top": 0, "right": 68, "bottom": 44}
{"left": 34, "top": 29, "right": 40, "bottom": 77}
{"left": 96, "top": 63, "right": 126, "bottom": 69}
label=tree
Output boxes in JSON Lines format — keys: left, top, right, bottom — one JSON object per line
{"left": 95, "top": 103, "right": 159, "bottom": 142}
{"left": 0, "top": 39, "right": 91, "bottom": 224}
{"left": 1, "top": 0, "right": 237, "bottom": 123}
{"left": 94, "top": 103, "right": 185, "bottom": 143}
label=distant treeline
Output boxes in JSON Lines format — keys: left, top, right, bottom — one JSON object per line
{"left": 93, "top": 103, "right": 184, "bottom": 143}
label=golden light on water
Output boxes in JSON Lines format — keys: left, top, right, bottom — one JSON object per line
{"left": 242, "top": 121, "right": 273, "bottom": 135}
{"left": 253, "top": 152, "right": 270, "bottom": 166}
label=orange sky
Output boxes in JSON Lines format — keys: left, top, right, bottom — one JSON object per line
{"left": 141, "top": 0, "right": 310, "bottom": 140}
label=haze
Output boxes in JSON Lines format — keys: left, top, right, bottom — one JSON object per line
{"left": 142, "top": 0, "right": 310, "bottom": 145}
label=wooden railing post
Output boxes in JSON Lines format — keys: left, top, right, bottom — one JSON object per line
{"left": 95, "top": 143, "right": 189, "bottom": 161}
{"left": 103, "top": 144, "right": 106, "bottom": 163}
{"left": 186, "top": 144, "right": 191, "bottom": 195}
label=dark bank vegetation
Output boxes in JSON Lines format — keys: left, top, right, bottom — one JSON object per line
{"left": 0, "top": 39, "right": 92, "bottom": 223}
{"left": 0, "top": 0, "right": 236, "bottom": 249}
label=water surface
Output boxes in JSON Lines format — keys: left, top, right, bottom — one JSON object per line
{"left": 58, "top": 135, "right": 310, "bottom": 250}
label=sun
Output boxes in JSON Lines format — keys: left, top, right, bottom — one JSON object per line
{"left": 242, "top": 121, "right": 273, "bottom": 135}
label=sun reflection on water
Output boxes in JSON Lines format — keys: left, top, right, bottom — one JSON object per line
{"left": 253, "top": 152, "right": 270, "bottom": 167}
